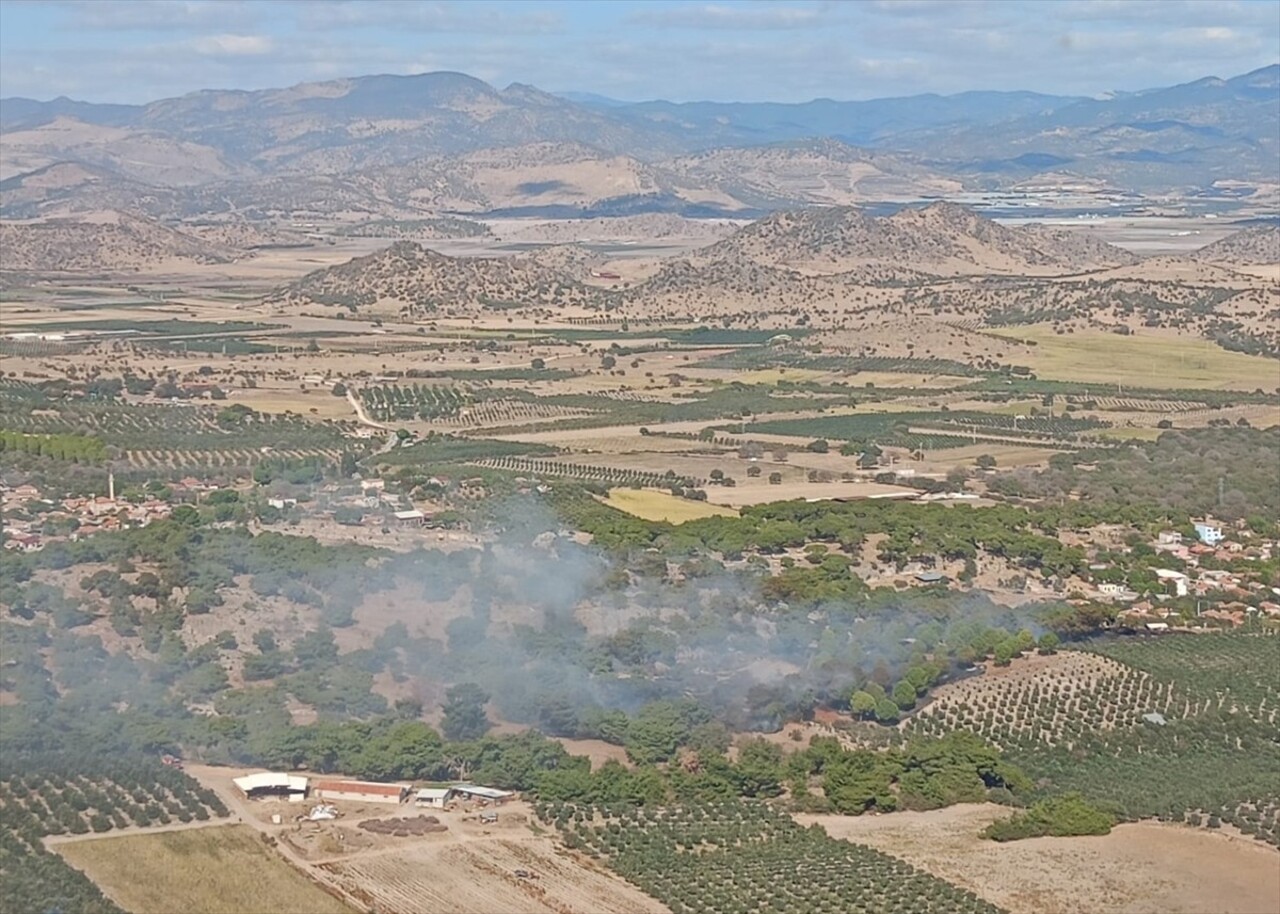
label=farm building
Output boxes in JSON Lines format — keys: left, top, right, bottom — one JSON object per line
{"left": 233, "top": 772, "right": 309, "bottom": 802}
{"left": 312, "top": 779, "right": 411, "bottom": 805}
{"left": 450, "top": 784, "right": 515, "bottom": 805}
{"left": 414, "top": 788, "right": 451, "bottom": 809}
{"left": 393, "top": 509, "right": 427, "bottom": 526}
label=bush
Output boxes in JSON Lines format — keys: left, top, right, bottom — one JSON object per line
{"left": 984, "top": 794, "right": 1115, "bottom": 841}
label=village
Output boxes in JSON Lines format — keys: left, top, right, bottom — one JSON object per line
{"left": 5, "top": 463, "right": 1279, "bottom": 631}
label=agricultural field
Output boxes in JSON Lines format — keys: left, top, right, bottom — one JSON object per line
{"left": 906, "top": 636, "right": 1280, "bottom": 845}
{"left": 56, "top": 825, "right": 355, "bottom": 914}
{"left": 985, "top": 325, "right": 1279, "bottom": 390}
{"left": 315, "top": 834, "right": 669, "bottom": 914}
{"left": 803, "top": 804, "right": 1280, "bottom": 914}
{"left": 0, "top": 756, "right": 230, "bottom": 914}
{"left": 603, "top": 488, "right": 738, "bottom": 524}
{"left": 544, "top": 800, "right": 1005, "bottom": 914}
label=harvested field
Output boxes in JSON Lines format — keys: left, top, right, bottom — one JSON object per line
{"left": 317, "top": 836, "right": 670, "bottom": 914}
{"left": 56, "top": 824, "right": 355, "bottom": 914}
{"left": 604, "top": 488, "right": 738, "bottom": 523}
{"left": 986, "top": 325, "right": 1276, "bottom": 390}
{"left": 799, "top": 804, "right": 1280, "bottom": 914}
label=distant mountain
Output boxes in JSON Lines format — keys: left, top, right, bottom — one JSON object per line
{"left": 600, "top": 89, "right": 1083, "bottom": 147}
{"left": 904, "top": 66, "right": 1280, "bottom": 191}
{"left": 1, "top": 65, "right": 1275, "bottom": 216}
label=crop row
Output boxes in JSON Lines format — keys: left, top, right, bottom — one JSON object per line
{"left": 470, "top": 457, "right": 699, "bottom": 488}
{"left": 540, "top": 800, "right": 1004, "bottom": 914}
{"left": 0, "top": 756, "right": 229, "bottom": 914}
{"left": 358, "top": 384, "right": 469, "bottom": 422}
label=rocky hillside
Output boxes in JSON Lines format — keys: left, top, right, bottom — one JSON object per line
{"left": 265, "top": 241, "right": 610, "bottom": 315}
{"left": 0, "top": 212, "right": 235, "bottom": 274}
{"left": 664, "top": 140, "right": 961, "bottom": 207}
{"left": 1191, "top": 225, "right": 1280, "bottom": 265}
{"left": 705, "top": 202, "right": 1137, "bottom": 276}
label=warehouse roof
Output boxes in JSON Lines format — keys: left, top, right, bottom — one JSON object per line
{"left": 313, "top": 779, "right": 410, "bottom": 796}
{"left": 451, "top": 784, "right": 514, "bottom": 800}
{"left": 232, "top": 772, "right": 309, "bottom": 793}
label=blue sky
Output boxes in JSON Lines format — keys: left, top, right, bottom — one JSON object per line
{"left": 0, "top": 0, "right": 1276, "bottom": 104}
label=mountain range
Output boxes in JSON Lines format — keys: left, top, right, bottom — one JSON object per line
{"left": 1, "top": 65, "right": 1276, "bottom": 219}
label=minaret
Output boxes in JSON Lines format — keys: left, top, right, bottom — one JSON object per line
{"left": 108, "top": 471, "right": 116, "bottom": 503}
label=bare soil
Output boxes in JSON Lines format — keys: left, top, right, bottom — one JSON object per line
{"left": 798, "top": 804, "right": 1280, "bottom": 914}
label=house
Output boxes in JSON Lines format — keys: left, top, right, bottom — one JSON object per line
{"left": 360, "top": 479, "right": 386, "bottom": 493}
{"left": 4, "top": 533, "right": 42, "bottom": 553}
{"left": 914, "top": 571, "right": 946, "bottom": 584}
{"left": 233, "top": 772, "right": 309, "bottom": 802}
{"left": 414, "top": 788, "right": 451, "bottom": 809}
{"left": 267, "top": 498, "right": 298, "bottom": 510}
{"left": 1144, "top": 622, "right": 1170, "bottom": 632}
{"left": 311, "top": 779, "right": 411, "bottom": 805}
{"left": 1154, "top": 569, "right": 1190, "bottom": 598}
{"left": 393, "top": 509, "right": 427, "bottom": 526}
{"left": 1193, "top": 520, "right": 1224, "bottom": 546}
{"left": 1156, "top": 531, "right": 1183, "bottom": 546}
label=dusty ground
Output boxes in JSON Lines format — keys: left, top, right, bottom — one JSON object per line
{"left": 179, "top": 763, "right": 668, "bottom": 914}
{"left": 798, "top": 804, "right": 1280, "bottom": 914}
{"left": 56, "top": 824, "right": 356, "bottom": 914}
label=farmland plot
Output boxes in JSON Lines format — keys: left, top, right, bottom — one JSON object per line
{"left": 317, "top": 836, "right": 669, "bottom": 914}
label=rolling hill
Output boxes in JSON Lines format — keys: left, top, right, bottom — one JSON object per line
{"left": 0, "top": 212, "right": 235, "bottom": 274}
{"left": 703, "top": 202, "right": 1138, "bottom": 276}
{"left": 264, "top": 240, "right": 610, "bottom": 315}
{"left": 1190, "top": 225, "right": 1280, "bottom": 266}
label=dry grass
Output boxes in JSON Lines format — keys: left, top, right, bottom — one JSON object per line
{"left": 57, "top": 824, "right": 355, "bottom": 914}
{"left": 603, "top": 488, "right": 738, "bottom": 523}
{"left": 1095, "top": 426, "right": 1166, "bottom": 441}
{"left": 318, "top": 835, "right": 670, "bottom": 914}
{"left": 986, "top": 325, "right": 1278, "bottom": 390}
{"left": 799, "top": 804, "right": 1280, "bottom": 914}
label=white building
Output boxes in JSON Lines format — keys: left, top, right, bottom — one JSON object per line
{"left": 232, "top": 772, "right": 310, "bottom": 802}
{"left": 414, "top": 788, "right": 451, "bottom": 809}
{"left": 1154, "top": 568, "right": 1190, "bottom": 598}
{"left": 1193, "top": 521, "right": 1224, "bottom": 545}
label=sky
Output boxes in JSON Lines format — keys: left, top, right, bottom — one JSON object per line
{"left": 0, "top": 0, "right": 1277, "bottom": 104}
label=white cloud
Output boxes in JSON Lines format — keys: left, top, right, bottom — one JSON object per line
{"left": 187, "top": 33, "right": 274, "bottom": 57}
{"left": 296, "top": 0, "right": 563, "bottom": 34}
{"left": 631, "top": 2, "right": 836, "bottom": 30}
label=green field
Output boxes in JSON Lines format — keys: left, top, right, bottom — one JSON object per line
{"left": 988, "top": 325, "right": 1279, "bottom": 390}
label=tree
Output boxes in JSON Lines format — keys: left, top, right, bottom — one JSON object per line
{"left": 1037, "top": 632, "right": 1061, "bottom": 655}
{"left": 531, "top": 358, "right": 546, "bottom": 370}
{"left": 891, "top": 680, "right": 917, "bottom": 711}
{"left": 873, "top": 699, "right": 900, "bottom": 723}
{"left": 747, "top": 465, "right": 762, "bottom": 478}
{"left": 850, "top": 690, "right": 877, "bottom": 718}
{"left": 600, "top": 355, "right": 617, "bottom": 370}
{"left": 976, "top": 454, "right": 997, "bottom": 470}
{"left": 807, "top": 439, "right": 830, "bottom": 453}
{"left": 331, "top": 382, "right": 347, "bottom": 397}
{"left": 441, "top": 682, "right": 491, "bottom": 741}
{"left": 768, "top": 472, "right": 783, "bottom": 485}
